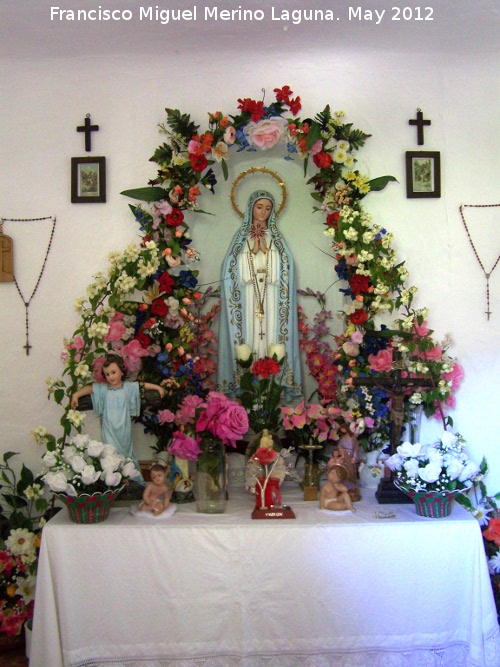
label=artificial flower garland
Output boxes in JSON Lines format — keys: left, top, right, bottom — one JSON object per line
{"left": 37, "top": 85, "right": 461, "bottom": 458}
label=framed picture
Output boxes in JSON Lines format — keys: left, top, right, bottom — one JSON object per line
{"left": 405, "top": 151, "right": 441, "bottom": 198}
{"left": 71, "top": 156, "right": 106, "bottom": 203}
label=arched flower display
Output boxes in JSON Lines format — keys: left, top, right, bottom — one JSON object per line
{"left": 38, "top": 85, "right": 459, "bottom": 459}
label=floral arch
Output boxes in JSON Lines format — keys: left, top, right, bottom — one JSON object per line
{"left": 40, "top": 86, "right": 462, "bottom": 454}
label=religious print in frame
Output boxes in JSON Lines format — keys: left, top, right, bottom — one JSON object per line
{"left": 71, "top": 156, "right": 106, "bottom": 203}
{"left": 405, "top": 151, "right": 441, "bottom": 198}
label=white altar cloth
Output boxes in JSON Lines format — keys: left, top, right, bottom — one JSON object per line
{"left": 30, "top": 488, "right": 500, "bottom": 667}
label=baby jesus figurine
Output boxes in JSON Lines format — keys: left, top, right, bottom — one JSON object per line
{"left": 319, "top": 462, "right": 356, "bottom": 512}
{"left": 140, "top": 463, "right": 170, "bottom": 516}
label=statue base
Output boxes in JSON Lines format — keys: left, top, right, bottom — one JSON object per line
{"left": 375, "top": 478, "right": 413, "bottom": 504}
{"left": 303, "top": 486, "right": 318, "bottom": 501}
{"left": 252, "top": 506, "right": 296, "bottom": 520}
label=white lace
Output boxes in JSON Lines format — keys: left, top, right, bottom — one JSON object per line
{"left": 70, "top": 627, "right": 500, "bottom": 667}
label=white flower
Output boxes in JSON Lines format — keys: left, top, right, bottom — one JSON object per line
{"left": 42, "top": 450, "right": 58, "bottom": 467}
{"left": 403, "top": 459, "right": 420, "bottom": 478}
{"left": 396, "top": 442, "right": 422, "bottom": 458}
{"left": 235, "top": 344, "right": 252, "bottom": 362}
{"left": 69, "top": 454, "right": 87, "bottom": 473}
{"left": 72, "top": 433, "right": 90, "bottom": 450}
{"left": 268, "top": 343, "right": 286, "bottom": 361}
{"left": 24, "top": 483, "right": 43, "bottom": 500}
{"left": 100, "top": 453, "right": 123, "bottom": 472}
{"left": 103, "top": 470, "right": 122, "bottom": 487}
{"left": 488, "top": 552, "right": 500, "bottom": 575}
{"left": 65, "top": 483, "right": 78, "bottom": 497}
{"left": 67, "top": 409, "right": 86, "bottom": 428}
{"left": 6, "top": 528, "right": 36, "bottom": 556}
{"left": 62, "top": 445, "right": 78, "bottom": 462}
{"left": 86, "top": 439, "right": 105, "bottom": 458}
{"left": 16, "top": 575, "right": 36, "bottom": 604}
{"left": 122, "top": 461, "right": 140, "bottom": 479}
{"left": 80, "top": 465, "right": 101, "bottom": 486}
{"left": 43, "top": 471, "right": 69, "bottom": 493}
{"left": 440, "top": 431, "right": 457, "bottom": 448}
{"left": 386, "top": 454, "right": 403, "bottom": 471}
{"left": 418, "top": 462, "right": 442, "bottom": 484}
{"left": 446, "top": 459, "right": 464, "bottom": 480}
{"left": 31, "top": 425, "right": 48, "bottom": 444}
{"left": 459, "top": 461, "right": 480, "bottom": 482}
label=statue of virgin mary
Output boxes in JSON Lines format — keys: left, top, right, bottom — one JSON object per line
{"left": 217, "top": 189, "right": 302, "bottom": 400}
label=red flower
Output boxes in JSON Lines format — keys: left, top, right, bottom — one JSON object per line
{"left": 237, "top": 97, "right": 264, "bottom": 122}
{"left": 158, "top": 272, "right": 175, "bottom": 295}
{"left": 251, "top": 357, "right": 281, "bottom": 379}
{"left": 326, "top": 211, "right": 340, "bottom": 228}
{"left": 483, "top": 518, "right": 500, "bottom": 546}
{"left": 165, "top": 208, "right": 184, "bottom": 227}
{"left": 150, "top": 298, "right": 168, "bottom": 317}
{"left": 273, "top": 85, "right": 293, "bottom": 102}
{"left": 288, "top": 96, "right": 302, "bottom": 115}
{"left": 136, "top": 331, "right": 151, "bottom": 349}
{"left": 349, "top": 274, "right": 370, "bottom": 294}
{"left": 200, "top": 132, "right": 214, "bottom": 152}
{"left": 189, "top": 153, "right": 208, "bottom": 173}
{"left": 253, "top": 446, "right": 277, "bottom": 466}
{"left": 313, "top": 151, "right": 332, "bottom": 170}
{"left": 349, "top": 309, "right": 368, "bottom": 326}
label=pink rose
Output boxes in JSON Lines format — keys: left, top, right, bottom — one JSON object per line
{"left": 105, "top": 320, "right": 127, "bottom": 342}
{"left": 158, "top": 409, "right": 176, "bottom": 424}
{"left": 351, "top": 331, "right": 364, "bottom": 344}
{"left": 223, "top": 126, "right": 236, "bottom": 144}
{"left": 93, "top": 357, "right": 106, "bottom": 382}
{"left": 342, "top": 341, "right": 360, "bottom": 357}
{"left": 246, "top": 117, "right": 286, "bottom": 150}
{"left": 168, "top": 431, "right": 202, "bottom": 461}
{"left": 368, "top": 348, "right": 393, "bottom": 372}
{"left": 215, "top": 402, "right": 249, "bottom": 447}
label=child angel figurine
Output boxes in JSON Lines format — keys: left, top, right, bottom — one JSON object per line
{"left": 140, "top": 462, "right": 170, "bottom": 516}
{"left": 319, "top": 461, "right": 356, "bottom": 512}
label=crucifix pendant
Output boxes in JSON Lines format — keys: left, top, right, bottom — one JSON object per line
{"left": 23, "top": 303, "right": 32, "bottom": 355}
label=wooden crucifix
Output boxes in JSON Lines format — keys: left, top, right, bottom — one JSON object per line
{"left": 409, "top": 109, "right": 431, "bottom": 146}
{"left": 77, "top": 114, "right": 99, "bottom": 152}
{"left": 352, "top": 351, "right": 435, "bottom": 503}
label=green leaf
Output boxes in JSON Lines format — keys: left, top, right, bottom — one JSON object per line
{"left": 54, "top": 388, "right": 65, "bottom": 405}
{"left": 165, "top": 108, "right": 199, "bottom": 140}
{"left": 456, "top": 494, "right": 473, "bottom": 510}
{"left": 305, "top": 120, "right": 322, "bottom": 149}
{"left": 367, "top": 176, "right": 398, "bottom": 192}
{"left": 120, "top": 187, "right": 170, "bottom": 202}
{"left": 221, "top": 158, "right": 228, "bottom": 181}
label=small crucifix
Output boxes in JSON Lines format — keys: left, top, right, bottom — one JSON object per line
{"left": 77, "top": 113, "right": 99, "bottom": 152}
{"left": 409, "top": 108, "right": 431, "bottom": 145}
{"left": 352, "top": 351, "right": 434, "bottom": 503}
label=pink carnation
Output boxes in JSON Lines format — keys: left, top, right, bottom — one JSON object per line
{"left": 368, "top": 348, "right": 393, "bottom": 372}
{"left": 414, "top": 319, "right": 430, "bottom": 336}
{"left": 105, "top": 320, "right": 127, "bottom": 342}
{"left": 158, "top": 409, "right": 176, "bottom": 425}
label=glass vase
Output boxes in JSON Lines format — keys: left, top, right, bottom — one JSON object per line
{"left": 194, "top": 443, "right": 227, "bottom": 513}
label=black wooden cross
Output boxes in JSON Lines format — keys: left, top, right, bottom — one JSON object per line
{"left": 352, "top": 351, "right": 435, "bottom": 503}
{"left": 77, "top": 114, "right": 99, "bottom": 152}
{"left": 409, "top": 109, "right": 431, "bottom": 145}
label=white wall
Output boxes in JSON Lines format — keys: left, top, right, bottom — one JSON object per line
{"left": 1, "top": 42, "right": 499, "bottom": 490}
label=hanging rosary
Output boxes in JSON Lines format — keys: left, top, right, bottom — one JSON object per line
{"left": 247, "top": 240, "right": 271, "bottom": 341}
{"left": 459, "top": 204, "right": 499, "bottom": 321}
{"left": 0, "top": 215, "right": 57, "bottom": 354}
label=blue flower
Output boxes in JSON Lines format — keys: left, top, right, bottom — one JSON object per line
{"left": 179, "top": 270, "right": 198, "bottom": 289}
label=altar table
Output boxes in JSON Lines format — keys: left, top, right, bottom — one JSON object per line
{"left": 30, "top": 488, "right": 500, "bottom": 667}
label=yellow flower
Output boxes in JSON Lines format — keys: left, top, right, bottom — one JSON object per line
{"left": 6, "top": 583, "right": 17, "bottom": 597}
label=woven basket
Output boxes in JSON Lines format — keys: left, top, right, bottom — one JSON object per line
{"left": 58, "top": 487, "right": 122, "bottom": 524}
{"left": 406, "top": 490, "right": 457, "bottom": 518}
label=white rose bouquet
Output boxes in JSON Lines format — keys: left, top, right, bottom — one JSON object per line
{"left": 386, "top": 431, "right": 480, "bottom": 495}
{"left": 42, "top": 434, "right": 140, "bottom": 497}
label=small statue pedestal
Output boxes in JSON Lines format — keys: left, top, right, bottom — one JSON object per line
{"left": 303, "top": 486, "right": 319, "bottom": 502}
{"left": 252, "top": 506, "right": 296, "bottom": 520}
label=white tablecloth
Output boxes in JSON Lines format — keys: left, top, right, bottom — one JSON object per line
{"left": 30, "top": 487, "right": 500, "bottom": 667}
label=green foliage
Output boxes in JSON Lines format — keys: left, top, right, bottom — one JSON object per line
{"left": 165, "top": 108, "right": 199, "bottom": 141}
